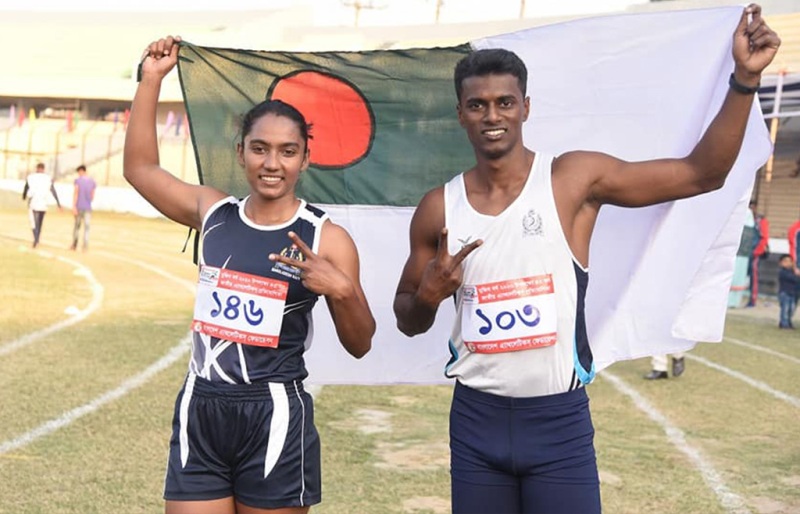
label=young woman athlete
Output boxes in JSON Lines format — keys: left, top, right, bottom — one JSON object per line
{"left": 124, "top": 35, "right": 376, "bottom": 514}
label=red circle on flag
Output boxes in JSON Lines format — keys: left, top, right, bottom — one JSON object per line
{"left": 269, "top": 71, "right": 374, "bottom": 168}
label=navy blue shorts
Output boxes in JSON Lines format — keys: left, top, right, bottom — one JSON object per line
{"left": 163, "top": 373, "right": 321, "bottom": 509}
{"left": 450, "top": 381, "right": 601, "bottom": 514}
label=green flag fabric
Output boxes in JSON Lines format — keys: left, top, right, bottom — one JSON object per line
{"left": 178, "top": 43, "right": 473, "bottom": 207}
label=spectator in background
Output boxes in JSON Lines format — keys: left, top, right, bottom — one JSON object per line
{"left": 788, "top": 212, "right": 800, "bottom": 264}
{"left": 777, "top": 254, "right": 799, "bottom": 329}
{"left": 22, "top": 162, "right": 61, "bottom": 248}
{"left": 71, "top": 164, "right": 96, "bottom": 251}
{"left": 644, "top": 353, "right": 686, "bottom": 380}
{"left": 735, "top": 201, "right": 758, "bottom": 306}
{"left": 747, "top": 200, "right": 769, "bottom": 306}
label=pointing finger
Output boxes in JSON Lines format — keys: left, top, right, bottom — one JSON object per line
{"left": 286, "top": 231, "right": 316, "bottom": 259}
{"left": 268, "top": 251, "right": 308, "bottom": 269}
{"left": 435, "top": 228, "right": 450, "bottom": 262}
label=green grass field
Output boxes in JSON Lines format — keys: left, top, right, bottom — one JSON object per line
{"left": 0, "top": 197, "right": 798, "bottom": 514}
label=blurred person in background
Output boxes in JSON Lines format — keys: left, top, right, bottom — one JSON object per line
{"left": 777, "top": 254, "right": 799, "bottom": 329}
{"left": 22, "top": 162, "right": 61, "bottom": 248}
{"left": 644, "top": 353, "right": 686, "bottom": 380}
{"left": 747, "top": 199, "right": 769, "bottom": 307}
{"left": 788, "top": 209, "right": 800, "bottom": 264}
{"left": 71, "top": 164, "right": 96, "bottom": 251}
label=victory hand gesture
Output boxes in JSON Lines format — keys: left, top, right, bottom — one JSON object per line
{"left": 269, "top": 231, "right": 354, "bottom": 300}
{"left": 417, "top": 228, "right": 482, "bottom": 306}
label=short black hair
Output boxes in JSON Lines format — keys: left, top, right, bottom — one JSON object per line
{"left": 454, "top": 48, "right": 528, "bottom": 102}
{"left": 77, "top": 164, "right": 86, "bottom": 172}
{"left": 779, "top": 254, "right": 793, "bottom": 262}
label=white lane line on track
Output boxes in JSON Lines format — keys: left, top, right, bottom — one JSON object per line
{"left": 600, "top": 371, "right": 751, "bottom": 514}
{"left": 685, "top": 354, "right": 800, "bottom": 409}
{"left": 0, "top": 250, "right": 104, "bottom": 357}
{"left": 0, "top": 335, "right": 191, "bottom": 456}
{"left": 0, "top": 252, "right": 195, "bottom": 455}
{"left": 723, "top": 336, "right": 800, "bottom": 365}
{"left": 95, "top": 250, "right": 196, "bottom": 293}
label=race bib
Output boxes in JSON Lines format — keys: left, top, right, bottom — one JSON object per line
{"left": 461, "top": 275, "right": 557, "bottom": 354}
{"left": 192, "top": 266, "right": 289, "bottom": 348}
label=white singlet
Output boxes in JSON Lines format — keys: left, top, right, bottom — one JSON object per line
{"left": 444, "top": 152, "right": 595, "bottom": 398}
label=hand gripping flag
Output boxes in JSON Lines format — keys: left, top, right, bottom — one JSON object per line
{"left": 177, "top": 5, "right": 771, "bottom": 385}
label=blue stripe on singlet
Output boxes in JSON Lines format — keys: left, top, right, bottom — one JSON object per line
{"left": 444, "top": 293, "right": 460, "bottom": 378}
{"left": 444, "top": 339, "right": 459, "bottom": 378}
{"left": 572, "top": 262, "right": 595, "bottom": 385}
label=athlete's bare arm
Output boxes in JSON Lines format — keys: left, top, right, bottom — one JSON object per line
{"left": 269, "top": 224, "right": 375, "bottom": 358}
{"left": 552, "top": 4, "right": 780, "bottom": 266}
{"left": 394, "top": 187, "right": 482, "bottom": 336}
{"left": 123, "top": 35, "right": 226, "bottom": 231}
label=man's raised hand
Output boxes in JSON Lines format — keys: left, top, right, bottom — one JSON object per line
{"left": 734, "top": 4, "right": 780, "bottom": 79}
{"left": 417, "top": 228, "right": 482, "bottom": 306}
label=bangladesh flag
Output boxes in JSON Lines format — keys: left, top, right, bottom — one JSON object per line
{"left": 177, "top": 5, "right": 771, "bottom": 385}
{"left": 178, "top": 44, "right": 474, "bottom": 206}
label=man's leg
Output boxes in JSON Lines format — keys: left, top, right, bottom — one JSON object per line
{"left": 518, "top": 388, "right": 601, "bottom": 514}
{"left": 450, "top": 382, "right": 521, "bottom": 514}
{"left": 72, "top": 213, "right": 81, "bottom": 250}
{"left": 81, "top": 211, "right": 91, "bottom": 250}
{"left": 748, "top": 255, "right": 760, "bottom": 306}
{"left": 31, "top": 210, "right": 45, "bottom": 247}
{"left": 644, "top": 355, "right": 669, "bottom": 380}
{"left": 671, "top": 352, "right": 686, "bottom": 377}
{"left": 28, "top": 208, "right": 36, "bottom": 245}
{"left": 779, "top": 293, "right": 791, "bottom": 328}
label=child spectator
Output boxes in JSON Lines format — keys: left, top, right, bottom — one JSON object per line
{"left": 777, "top": 254, "right": 799, "bottom": 329}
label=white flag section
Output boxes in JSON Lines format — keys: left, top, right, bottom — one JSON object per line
{"left": 304, "top": 6, "right": 772, "bottom": 385}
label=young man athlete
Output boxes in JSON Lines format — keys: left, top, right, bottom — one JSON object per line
{"left": 393, "top": 5, "right": 779, "bottom": 513}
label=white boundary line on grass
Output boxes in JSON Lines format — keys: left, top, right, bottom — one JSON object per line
{"left": 95, "top": 250, "right": 197, "bottom": 293}
{"left": 723, "top": 336, "right": 800, "bottom": 366}
{"left": 600, "top": 370, "right": 751, "bottom": 514}
{"left": 0, "top": 250, "right": 104, "bottom": 357}
{"left": 0, "top": 253, "right": 194, "bottom": 455}
{"left": 0, "top": 336, "right": 190, "bottom": 456}
{"left": 685, "top": 354, "right": 800, "bottom": 409}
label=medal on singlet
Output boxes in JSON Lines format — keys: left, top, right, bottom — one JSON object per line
{"left": 191, "top": 265, "right": 289, "bottom": 348}
{"left": 461, "top": 274, "right": 558, "bottom": 354}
